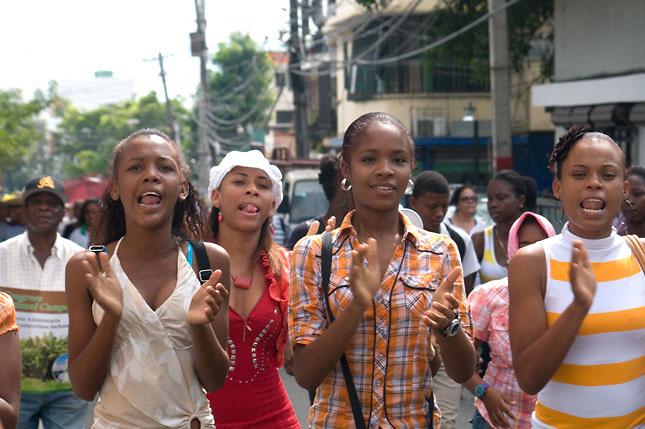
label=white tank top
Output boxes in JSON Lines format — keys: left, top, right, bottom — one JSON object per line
{"left": 479, "top": 225, "right": 507, "bottom": 283}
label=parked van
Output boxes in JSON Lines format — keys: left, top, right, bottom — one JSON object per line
{"left": 277, "top": 169, "right": 328, "bottom": 230}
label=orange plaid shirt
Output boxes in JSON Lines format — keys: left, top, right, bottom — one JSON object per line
{"left": 289, "top": 211, "right": 472, "bottom": 428}
{"left": 0, "top": 291, "right": 19, "bottom": 335}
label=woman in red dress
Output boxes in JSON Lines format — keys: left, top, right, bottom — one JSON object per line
{"left": 205, "top": 150, "right": 299, "bottom": 428}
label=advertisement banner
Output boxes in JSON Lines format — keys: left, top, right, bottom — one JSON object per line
{"left": 2, "top": 286, "right": 71, "bottom": 394}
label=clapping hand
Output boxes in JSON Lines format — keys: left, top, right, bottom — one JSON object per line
{"left": 349, "top": 238, "right": 381, "bottom": 309}
{"left": 83, "top": 251, "right": 123, "bottom": 318}
{"left": 305, "top": 216, "right": 337, "bottom": 237}
{"left": 423, "top": 267, "right": 461, "bottom": 332}
{"left": 570, "top": 240, "right": 596, "bottom": 312}
{"left": 482, "top": 386, "right": 517, "bottom": 428}
{"left": 187, "top": 269, "right": 229, "bottom": 325}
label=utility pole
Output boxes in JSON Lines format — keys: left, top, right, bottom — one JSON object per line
{"left": 488, "top": 0, "right": 512, "bottom": 172}
{"left": 192, "top": 0, "right": 211, "bottom": 196}
{"left": 146, "top": 53, "right": 178, "bottom": 143}
{"left": 289, "top": 0, "right": 310, "bottom": 159}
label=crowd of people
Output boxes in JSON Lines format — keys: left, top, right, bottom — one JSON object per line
{"left": 0, "top": 114, "right": 643, "bottom": 429}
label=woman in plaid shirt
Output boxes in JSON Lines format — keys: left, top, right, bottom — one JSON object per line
{"left": 465, "top": 212, "right": 555, "bottom": 428}
{"left": 289, "top": 112, "right": 476, "bottom": 428}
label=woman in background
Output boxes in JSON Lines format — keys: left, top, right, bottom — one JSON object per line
{"left": 285, "top": 154, "right": 354, "bottom": 250}
{"left": 447, "top": 185, "right": 487, "bottom": 235}
{"left": 473, "top": 171, "right": 537, "bottom": 284}
{"left": 68, "top": 199, "right": 100, "bottom": 247}
{"left": 620, "top": 165, "right": 645, "bottom": 237}
{"left": 465, "top": 212, "right": 555, "bottom": 428}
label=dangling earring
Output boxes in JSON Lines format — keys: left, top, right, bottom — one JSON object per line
{"left": 555, "top": 199, "right": 566, "bottom": 224}
{"left": 217, "top": 214, "right": 223, "bottom": 223}
{"left": 406, "top": 179, "right": 414, "bottom": 194}
{"left": 621, "top": 199, "right": 635, "bottom": 225}
{"left": 340, "top": 178, "right": 352, "bottom": 191}
{"left": 270, "top": 222, "right": 275, "bottom": 234}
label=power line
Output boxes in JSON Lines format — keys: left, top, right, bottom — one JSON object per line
{"left": 288, "top": 0, "right": 523, "bottom": 76}
{"left": 354, "top": 0, "right": 522, "bottom": 65}
{"left": 287, "top": 0, "right": 422, "bottom": 75}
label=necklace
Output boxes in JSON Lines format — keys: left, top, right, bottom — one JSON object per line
{"left": 494, "top": 226, "right": 509, "bottom": 267}
{"left": 231, "top": 261, "right": 256, "bottom": 289}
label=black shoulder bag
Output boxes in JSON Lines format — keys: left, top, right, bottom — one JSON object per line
{"left": 320, "top": 231, "right": 366, "bottom": 429}
{"left": 321, "top": 232, "right": 435, "bottom": 429}
{"left": 188, "top": 240, "right": 213, "bottom": 284}
{"left": 444, "top": 223, "right": 466, "bottom": 262}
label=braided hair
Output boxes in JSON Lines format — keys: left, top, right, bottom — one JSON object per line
{"left": 548, "top": 125, "right": 625, "bottom": 178}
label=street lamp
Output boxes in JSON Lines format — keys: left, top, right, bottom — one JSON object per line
{"left": 462, "top": 103, "right": 478, "bottom": 186}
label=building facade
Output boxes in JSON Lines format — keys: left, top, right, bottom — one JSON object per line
{"left": 532, "top": 0, "right": 645, "bottom": 167}
{"left": 324, "top": 0, "right": 554, "bottom": 189}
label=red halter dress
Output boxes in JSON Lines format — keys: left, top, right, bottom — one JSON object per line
{"left": 207, "top": 254, "right": 299, "bottom": 428}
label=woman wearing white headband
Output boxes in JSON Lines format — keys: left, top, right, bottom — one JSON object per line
{"left": 205, "top": 150, "right": 299, "bottom": 428}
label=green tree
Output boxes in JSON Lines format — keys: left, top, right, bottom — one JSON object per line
{"left": 203, "top": 32, "right": 274, "bottom": 152}
{"left": 0, "top": 89, "right": 48, "bottom": 189}
{"left": 55, "top": 91, "right": 192, "bottom": 177}
{"left": 357, "top": 0, "right": 553, "bottom": 82}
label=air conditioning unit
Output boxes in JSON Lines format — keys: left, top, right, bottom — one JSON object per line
{"left": 414, "top": 117, "right": 446, "bottom": 138}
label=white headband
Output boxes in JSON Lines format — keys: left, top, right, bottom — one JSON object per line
{"left": 208, "top": 150, "right": 283, "bottom": 207}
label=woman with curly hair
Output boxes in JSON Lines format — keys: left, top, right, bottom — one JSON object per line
{"left": 65, "top": 129, "right": 230, "bottom": 428}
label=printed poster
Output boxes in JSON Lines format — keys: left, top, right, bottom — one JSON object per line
{"left": 2, "top": 286, "right": 72, "bottom": 394}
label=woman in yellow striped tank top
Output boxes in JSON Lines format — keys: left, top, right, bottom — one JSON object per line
{"left": 473, "top": 171, "right": 537, "bottom": 284}
{"left": 509, "top": 125, "right": 645, "bottom": 428}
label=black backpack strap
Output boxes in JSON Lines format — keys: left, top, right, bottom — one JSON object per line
{"left": 189, "top": 240, "right": 213, "bottom": 284}
{"left": 320, "top": 232, "right": 366, "bottom": 429}
{"left": 444, "top": 223, "right": 466, "bottom": 263}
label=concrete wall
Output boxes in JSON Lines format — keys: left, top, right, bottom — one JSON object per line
{"left": 554, "top": 0, "right": 645, "bottom": 81}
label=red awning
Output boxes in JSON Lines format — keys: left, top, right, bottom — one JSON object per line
{"left": 62, "top": 174, "right": 108, "bottom": 204}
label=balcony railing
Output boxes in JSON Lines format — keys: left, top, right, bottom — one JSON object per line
{"left": 347, "top": 62, "right": 489, "bottom": 101}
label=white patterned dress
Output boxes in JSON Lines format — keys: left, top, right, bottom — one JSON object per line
{"left": 91, "top": 238, "right": 215, "bottom": 428}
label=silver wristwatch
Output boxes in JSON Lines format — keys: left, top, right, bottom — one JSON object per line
{"left": 439, "top": 318, "right": 461, "bottom": 338}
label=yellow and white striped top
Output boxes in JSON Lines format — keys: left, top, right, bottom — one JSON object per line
{"left": 480, "top": 225, "right": 508, "bottom": 284}
{"left": 534, "top": 223, "right": 645, "bottom": 428}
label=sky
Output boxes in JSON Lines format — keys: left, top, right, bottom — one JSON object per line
{"left": 0, "top": 0, "right": 290, "bottom": 106}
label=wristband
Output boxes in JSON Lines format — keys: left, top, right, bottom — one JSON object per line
{"left": 474, "top": 382, "right": 490, "bottom": 399}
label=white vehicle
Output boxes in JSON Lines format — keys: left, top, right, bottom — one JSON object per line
{"left": 277, "top": 169, "right": 328, "bottom": 231}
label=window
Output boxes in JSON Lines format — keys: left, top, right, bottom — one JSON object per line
{"left": 276, "top": 110, "right": 294, "bottom": 124}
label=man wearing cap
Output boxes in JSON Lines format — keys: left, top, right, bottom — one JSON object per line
{"left": 0, "top": 176, "right": 88, "bottom": 429}
{"left": 0, "top": 192, "right": 26, "bottom": 242}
